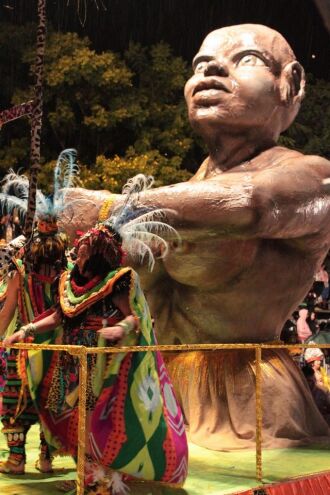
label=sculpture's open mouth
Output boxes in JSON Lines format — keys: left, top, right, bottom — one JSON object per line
{"left": 193, "top": 79, "right": 230, "bottom": 96}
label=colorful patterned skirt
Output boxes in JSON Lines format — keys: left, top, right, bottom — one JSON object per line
{"left": 32, "top": 268, "right": 188, "bottom": 486}
{"left": 1, "top": 348, "right": 38, "bottom": 428}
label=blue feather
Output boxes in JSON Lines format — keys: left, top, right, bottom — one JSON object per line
{"left": 0, "top": 149, "right": 79, "bottom": 226}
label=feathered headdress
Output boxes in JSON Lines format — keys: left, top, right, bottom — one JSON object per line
{"left": 75, "top": 174, "right": 179, "bottom": 271}
{"left": 0, "top": 149, "right": 79, "bottom": 275}
{"left": 0, "top": 148, "right": 79, "bottom": 232}
{"left": 0, "top": 235, "right": 26, "bottom": 279}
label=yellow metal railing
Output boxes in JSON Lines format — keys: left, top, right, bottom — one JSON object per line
{"left": 9, "top": 341, "right": 330, "bottom": 494}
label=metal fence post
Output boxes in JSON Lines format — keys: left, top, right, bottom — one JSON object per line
{"left": 255, "top": 345, "right": 263, "bottom": 483}
{"left": 73, "top": 346, "right": 88, "bottom": 495}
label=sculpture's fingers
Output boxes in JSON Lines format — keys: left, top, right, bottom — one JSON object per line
{"left": 321, "top": 178, "right": 330, "bottom": 194}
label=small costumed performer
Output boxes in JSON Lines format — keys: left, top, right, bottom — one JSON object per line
{"left": 0, "top": 149, "right": 79, "bottom": 474}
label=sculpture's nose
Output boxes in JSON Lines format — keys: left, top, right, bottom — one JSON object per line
{"left": 204, "top": 60, "right": 229, "bottom": 77}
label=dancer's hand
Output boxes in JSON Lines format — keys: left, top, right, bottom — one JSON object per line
{"left": 3, "top": 330, "right": 25, "bottom": 347}
{"left": 97, "top": 325, "right": 125, "bottom": 342}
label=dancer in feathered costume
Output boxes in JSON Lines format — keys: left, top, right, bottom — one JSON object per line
{"left": 6, "top": 175, "right": 188, "bottom": 494}
{"left": 0, "top": 149, "right": 79, "bottom": 474}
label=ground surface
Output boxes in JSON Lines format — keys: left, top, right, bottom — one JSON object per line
{"left": 0, "top": 426, "right": 329, "bottom": 494}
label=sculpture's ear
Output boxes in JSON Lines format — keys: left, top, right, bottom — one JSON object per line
{"left": 279, "top": 61, "right": 306, "bottom": 106}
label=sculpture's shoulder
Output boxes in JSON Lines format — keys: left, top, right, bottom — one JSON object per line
{"left": 293, "top": 152, "right": 330, "bottom": 175}
{"left": 189, "top": 147, "right": 330, "bottom": 182}
{"left": 257, "top": 146, "right": 330, "bottom": 177}
{"left": 269, "top": 146, "right": 329, "bottom": 168}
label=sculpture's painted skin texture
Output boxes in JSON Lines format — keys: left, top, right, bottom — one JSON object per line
{"left": 60, "top": 25, "right": 330, "bottom": 448}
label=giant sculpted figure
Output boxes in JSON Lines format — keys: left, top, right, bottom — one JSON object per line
{"left": 61, "top": 25, "right": 330, "bottom": 449}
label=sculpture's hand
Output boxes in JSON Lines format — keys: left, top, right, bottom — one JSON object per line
{"left": 58, "top": 187, "right": 113, "bottom": 243}
{"left": 321, "top": 178, "right": 330, "bottom": 194}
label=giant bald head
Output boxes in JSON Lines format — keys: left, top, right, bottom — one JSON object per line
{"left": 184, "top": 24, "right": 305, "bottom": 142}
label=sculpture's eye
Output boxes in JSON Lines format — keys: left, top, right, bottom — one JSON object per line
{"left": 194, "top": 61, "right": 208, "bottom": 73}
{"left": 237, "top": 54, "right": 266, "bottom": 67}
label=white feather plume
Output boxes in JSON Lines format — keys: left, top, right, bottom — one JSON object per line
{"left": 0, "top": 192, "right": 28, "bottom": 223}
{"left": 107, "top": 174, "right": 180, "bottom": 271}
{"left": 122, "top": 174, "right": 154, "bottom": 201}
{"left": 0, "top": 149, "right": 79, "bottom": 226}
{"left": 1, "top": 170, "right": 29, "bottom": 200}
{"left": 53, "top": 148, "right": 79, "bottom": 213}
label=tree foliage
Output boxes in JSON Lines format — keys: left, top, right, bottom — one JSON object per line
{"left": 0, "top": 23, "right": 195, "bottom": 192}
{"left": 0, "top": 21, "right": 329, "bottom": 195}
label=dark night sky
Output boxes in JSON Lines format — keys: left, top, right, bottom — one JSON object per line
{"left": 1, "top": 0, "right": 329, "bottom": 79}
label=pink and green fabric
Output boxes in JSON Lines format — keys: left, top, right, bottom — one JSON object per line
{"left": 30, "top": 267, "right": 188, "bottom": 485}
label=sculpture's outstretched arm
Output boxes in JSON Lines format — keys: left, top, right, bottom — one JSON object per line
{"left": 60, "top": 155, "right": 330, "bottom": 244}
{"left": 132, "top": 155, "right": 330, "bottom": 241}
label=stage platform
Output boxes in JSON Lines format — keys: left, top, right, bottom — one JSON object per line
{"left": 0, "top": 426, "right": 329, "bottom": 494}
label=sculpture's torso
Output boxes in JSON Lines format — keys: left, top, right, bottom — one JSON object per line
{"left": 143, "top": 147, "right": 330, "bottom": 344}
{"left": 60, "top": 147, "right": 330, "bottom": 345}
